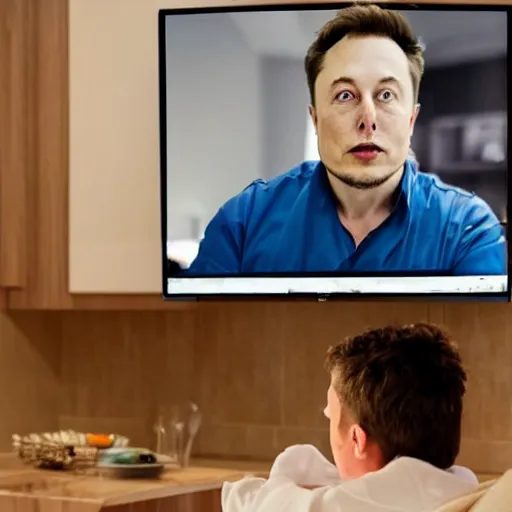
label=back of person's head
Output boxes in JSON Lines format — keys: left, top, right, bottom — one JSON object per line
{"left": 305, "top": 3, "right": 425, "bottom": 106}
{"left": 325, "top": 323, "right": 466, "bottom": 472}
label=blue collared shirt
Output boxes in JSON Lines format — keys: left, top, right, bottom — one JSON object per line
{"left": 184, "top": 160, "right": 507, "bottom": 276}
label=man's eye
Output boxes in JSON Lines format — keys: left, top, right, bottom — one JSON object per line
{"left": 336, "top": 90, "right": 354, "bottom": 102}
{"left": 378, "top": 89, "right": 395, "bottom": 102}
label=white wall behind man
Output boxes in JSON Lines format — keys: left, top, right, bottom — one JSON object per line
{"left": 166, "top": 13, "right": 263, "bottom": 240}
{"left": 261, "top": 56, "right": 310, "bottom": 180}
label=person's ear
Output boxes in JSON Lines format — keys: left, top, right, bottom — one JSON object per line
{"left": 308, "top": 105, "right": 318, "bottom": 135}
{"left": 409, "top": 103, "right": 421, "bottom": 137}
{"left": 350, "top": 424, "right": 369, "bottom": 460}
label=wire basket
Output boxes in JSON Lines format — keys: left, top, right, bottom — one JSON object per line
{"left": 12, "top": 430, "right": 129, "bottom": 470}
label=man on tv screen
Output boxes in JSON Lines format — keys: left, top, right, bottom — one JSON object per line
{"left": 181, "top": 3, "right": 507, "bottom": 277}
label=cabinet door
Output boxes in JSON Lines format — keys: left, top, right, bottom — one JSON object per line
{"left": 0, "top": 0, "right": 28, "bottom": 290}
{"left": 5, "top": 0, "right": 72, "bottom": 309}
{"left": 103, "top": 489, "right": 222, "bottom": 512}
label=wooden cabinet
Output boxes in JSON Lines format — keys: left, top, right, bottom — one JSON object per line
{"left": 0, "top": 0, "right": 195, "bottom": 309}
{"left": 0, "top": 0, "right": 28, "bottom": 294}
{"left": 104, "top": 489, "right": 222, "bottom": 512}
{"left": 0, "top": 488, "right": 222, "bottom": 512}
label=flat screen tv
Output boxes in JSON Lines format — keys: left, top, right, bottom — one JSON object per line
{"left": 159, "top": 2, "right": 510, "bottom": 300}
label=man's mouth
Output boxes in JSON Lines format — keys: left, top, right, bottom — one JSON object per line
{"left": 348, "top": 143, "right": 383, "bottom": 162}
{"left": 349, "top": 143, "right": 383, "bottom": 153}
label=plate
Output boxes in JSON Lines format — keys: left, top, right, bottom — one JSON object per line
{"left": 97, "top": 463, "right": 165, "bottom": 479}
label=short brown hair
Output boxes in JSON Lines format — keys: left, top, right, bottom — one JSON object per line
{"left": 305, "top": 3, "right": 425, "bottom": 105}
{"left": 325, "top": 323, "right": 466, "bottom": 469}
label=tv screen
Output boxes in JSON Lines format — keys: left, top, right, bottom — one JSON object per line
{"left": 159, "top": 2, "right": 509, "bottom": 299}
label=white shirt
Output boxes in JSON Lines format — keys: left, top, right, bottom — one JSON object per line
{"left": 221, "top": 445, "right": 479, "bottom": 512}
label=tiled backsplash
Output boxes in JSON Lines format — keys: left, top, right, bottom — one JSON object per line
{"left": 1, "top": 302, "right": 512, "bottom": 474}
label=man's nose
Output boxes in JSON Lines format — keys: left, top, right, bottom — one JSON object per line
{"left": 357, "top": 98, "right": 377, "bottom": 137}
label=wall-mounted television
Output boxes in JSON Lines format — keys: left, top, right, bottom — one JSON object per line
{"left": 159, "top": 2, "right": 510, "bottom": 300}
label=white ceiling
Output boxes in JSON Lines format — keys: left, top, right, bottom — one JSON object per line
{"left": 229, "top": 9, "right": 507, "bottom": 67}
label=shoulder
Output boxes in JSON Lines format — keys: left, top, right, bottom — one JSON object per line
{"left": 221, "top": 161, "right": 318, "bottom": 216}
{"left": 242, "top": 160, "right": 318, "bottom": 196}
{"left": 412, "top": 170, "right": 499, "bottom": 224}
{"left": 222, "top": 475, "right": 367, "bottom": 511}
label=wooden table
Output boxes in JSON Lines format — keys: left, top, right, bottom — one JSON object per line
{"left": 0, "top": 455, "right": 497, "bottom": 511}
{"left": 0, "top": 458, "right": 270, "bottom": 512}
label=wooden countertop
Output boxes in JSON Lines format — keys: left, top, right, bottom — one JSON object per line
{"left": 0, "top": 455, "right": 271, "bottom": 510}
{"left": 0, "top": 454, "right": 501, "bottom": 511}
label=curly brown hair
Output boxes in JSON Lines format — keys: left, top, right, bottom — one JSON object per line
{"left": 325, "top": 323, "right": 467, "bottom": 469}
{"left": 305, "top": 3, "right": 425, "bottom": 106}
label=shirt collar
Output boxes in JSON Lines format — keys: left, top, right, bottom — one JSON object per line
{"left": 399, "top": 159, "right": 417, "bottom": 209}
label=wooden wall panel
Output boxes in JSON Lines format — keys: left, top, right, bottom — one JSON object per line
{"left": 59, "top": 310, "right": 197, "bottom": 447}
{"left": 0, "top": 311, "right": 61, "bottom": 451}
{"left": 56, "top": 302, "right": 512, "bottom": 475}
{"left": 0, "top": 303, "right": 509, "bottom": 472}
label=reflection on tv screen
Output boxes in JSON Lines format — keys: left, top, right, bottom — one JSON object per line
{"left": 160, "top": 3, "right": 509, "bottom": 298}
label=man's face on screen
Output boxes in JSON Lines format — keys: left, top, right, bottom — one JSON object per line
{"left": 309, "top": 35, "right": 419, "bottom": 190}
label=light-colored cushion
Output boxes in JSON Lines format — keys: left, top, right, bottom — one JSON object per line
{"left": 470, "top": 470, "right": 512, "bottom": 511}
{"left": 433, "top": 470, "right": 512, "bottom": 512}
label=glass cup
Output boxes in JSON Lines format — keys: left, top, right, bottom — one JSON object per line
{"left": 153, "top": 402, "right": 202, "bottom": 468}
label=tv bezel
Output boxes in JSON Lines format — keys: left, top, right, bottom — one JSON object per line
{"left": 158, "top": 2, "right": 511, "bottom": 302}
